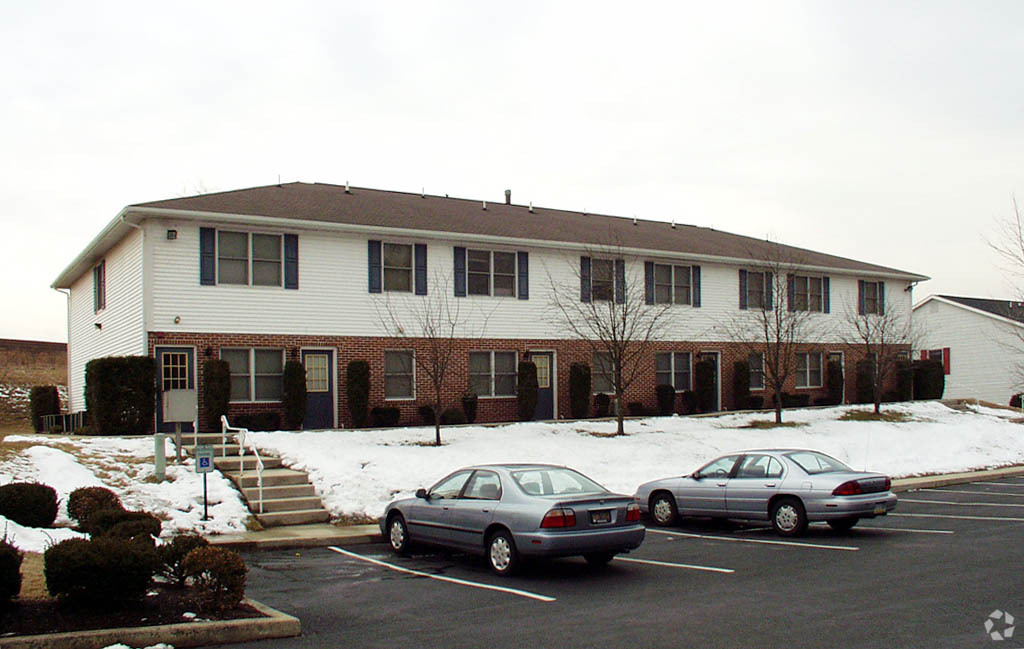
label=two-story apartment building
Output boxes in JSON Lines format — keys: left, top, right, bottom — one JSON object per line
{"left": 52, "top": 182, "right": 928, "bottom": 431}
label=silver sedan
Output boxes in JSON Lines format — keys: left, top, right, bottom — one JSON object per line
{"left": 634, "top": 449, "right": 898, "bottom": 536}
{"left": 380, "top": 464, "right": 646, "bottom": 575}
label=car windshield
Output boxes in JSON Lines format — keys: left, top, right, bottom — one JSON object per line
{"left": 786, "top": 451, "right": 852, "bottom": 475}
{"left": 511, "top": 467, "right": 606, "bottom": 496}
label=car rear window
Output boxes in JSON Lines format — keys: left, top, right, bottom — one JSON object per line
{"left": 786, "top": 451, "right": 851, "bottom": 475}
{"left": 511, "top": 468, "right": 606, "bottom": 496}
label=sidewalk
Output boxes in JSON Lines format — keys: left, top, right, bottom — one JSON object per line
{"left": 206, "top": 464, "right": 1024, "bottom": 551}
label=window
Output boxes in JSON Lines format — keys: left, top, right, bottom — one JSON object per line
{"left": 860, "top": 280, "right": 884, "bottom": 315}
{"left": 593, "top": 352, "right": 615, "bottom": 393}
{"left": 384, "top": 350, "right": 414, "bottom": 399}
{"left": 305, "top": 354, "right": 329, "bottom": 393}
{"left": 217, "top": 231, "right": 283, "bottom": 286}
{"left": 653, "top": 264, "right": 692, "bottom": 305}
{"left": 927, "top": 349, "right": 943, "bottom": 362}
{"left": 429, "top": 470, "right": 472, "bottom": 499}
{"left": 786, "top": 450, "right": 851, "bottom": 475}
{"left": 383, "top": 243, "right": 412, "bottom": 292}
{"left": 792, "top": 275, "right": 824, "bottom": 312}
{"left": 160, "top": 352, "right": 188, "bottom": 391}
{"left": 592, "top": 259, "right": 615, "bottom": 301}
{"left": 743, "top": 271, "right": 769, "bottom": 310}
{"left": 222, "top": 348, "right": 284, "bottom": 401}
{"left": 468, "top": 351, "right": 517, "bottom": 397}
{"left": 463, "top": 471, "right": 502, "bottom": 500}
{"left": 736, "top": 454, "right": 783, "bottom": 479}
{"left": 796, "top": 352, "right": 823, "bottom": 388}
{"left": 749, "top": 353, "right": 764, "bottom": 390}
{"left": 695, "top": 455, "right": 740, "bottom": 479}
{"left": 656, "top": 352, "right": 692, "bottom": 391}
{"left": 467, "top": 250, "right": 516, "bottom": 297}
{"left": 92, "top": 260, "right": 106, "bottom": 313}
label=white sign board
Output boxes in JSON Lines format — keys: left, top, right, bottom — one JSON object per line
{"left": 195, "top": 445, "right": 215, "bottom": 474}
{"left": 163, "top": 389, "right": 197, "bottom": 423}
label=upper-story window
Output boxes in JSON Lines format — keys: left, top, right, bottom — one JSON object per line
{"left": 383, "top": 243, "right": 413, "bottom": 292}
{"left": 859, "top": 280, "right": 885, "bottom": 315}
{"left": 790, "top": 275, "right": 829, "bottom": 312}
{"left": 581, "top": 256, "right": 624, "bottom": 303}
{"left": 655, "top": 264, "right": 690, "bottom": 304}
{"left": 368, "top": 240, "right": 426, "bottom": 295}
{"left": 93, "top": 260, "right": 106, "bottom": 313}
{"left": 468, "top": 250, "right": 516, "bottom": 297}
{"left": 200, "top": 228, "right": 298, "bottom": 289}
{"left": 592, "top": 259, "right": 615, "bottom": 301}
{"left": 740, "top": 270, "right": 771, "bottom": 310}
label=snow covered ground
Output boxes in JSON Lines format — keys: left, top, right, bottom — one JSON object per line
{"left": 2, "top": 401, "right": 1023, "bottom": 552}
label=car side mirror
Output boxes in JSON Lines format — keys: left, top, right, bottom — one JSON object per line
{"left": 415, "top": 488, "right": 428, "bottom": 499}
{"left": 690, "top": 471, "right": 702, "bottom": 480}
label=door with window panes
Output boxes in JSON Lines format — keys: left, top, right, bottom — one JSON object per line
{"left": 155, "top": 347, "right": 195, "bottom": 432}
{"left": 302, "top": 350, "right": 335, "bottom": 429}
{"left": 530, "top": 352, "right": 554, "bottom": 420}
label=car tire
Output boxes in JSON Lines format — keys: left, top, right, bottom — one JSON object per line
{"left": 387, "top": 513, "right": 412, "bottom": 555}
{"left": 827, "top": 517, "right": 859, "bottom": 532}
{"left": 770, "top": 497, "right": 808, "bottom": 537}
{"left": 584, "top": 552, "right": 616, "bottom": 566}
{"left": 650, "top": 492, "right": 678, "bottom": 526}
{"left": 487, "top": 529, "right": 520, "bottom": 576}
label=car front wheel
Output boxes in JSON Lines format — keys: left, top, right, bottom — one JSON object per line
{"left": 487, "top": 529, "right": 520, "bottom": 576}
{"left": 771, "top": 497, "right": 808, "bottom": 537}
{"left": 827, "top": 517, "right": 859, "bottom": 532}
{"left": 388, "top": 513, "right": 411, "bottom": 555}
{"left": 650, "top": 492, "right": 678, "bottom": 526}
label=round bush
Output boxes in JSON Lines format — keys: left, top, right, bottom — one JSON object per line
{"left": 67, "top": 486, "right": 123, "bottom": 529}
{"left": 184, "top": 546, "right": 247, "bottom": 611}
{"left": 44, "top": 537, "right": 156, "bottom": 606}
{"left": 104, "top": 518, "right": 162, "bottom": 545}
{"left": 0, "top": 537, "right": 23, "bottom": 606}
{"left": 157, "top": 534, "right": 210, "bottom": 586}
{"left": 439, "top": 407, "right": 466, "bottom": 425}
{"left": 0, "top": 482, "right": 58, "bottom": 528}
{"left": 86, "top": 508, "right": 162, "bottom": 538}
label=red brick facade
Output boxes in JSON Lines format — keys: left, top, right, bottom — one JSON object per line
{"left": 149, "top": 331, "right": 905, "bottom": 432}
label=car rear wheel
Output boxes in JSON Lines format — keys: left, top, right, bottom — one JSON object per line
{"left": 584, "top": 552, "right": 616, "bottom": 566}
{"left": 487, "top": 529, "right": 520, "bottom": 576}
{"left": 650, "top": 492, "right": 678, "bottom": 526}
{"left": 771, "top": 497, "right": 808, "bottom": 537}
{"left": 388, "top": 514, "right": 411, "bottom": 555}
{"left": 827, "top": 517, "right": 859, "bottom": 532}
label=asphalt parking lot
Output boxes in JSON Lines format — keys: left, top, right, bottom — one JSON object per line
{"left": 223, "top": 477, "right": 1024, "bottom": 649}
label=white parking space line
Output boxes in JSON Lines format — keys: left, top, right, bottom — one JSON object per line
{"left": 901, "top": 498, "right": 1024, "bottom": 508}
{"left": 892, "top": 513, "right": 1024, "bottom": 522}
{"left": 974, "top": 482, "right": 1024, "bottom": 487}
{"left": 647, "top": 528, "right": 859, "bottom": 551}
{"left": 856, "top": 526, "right": 955, "bottom": 535}
{"left": 327, "top": 546, "right": 556, "bottom": 603}
{"left": 616, "top": 557, "right": 735, "bottom": 573}
{"left": 922, "top": 488, "right": 1024, "bottom": 497}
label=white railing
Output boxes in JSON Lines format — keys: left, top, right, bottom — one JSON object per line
{"left": 221, "top": 415, "right": 265, "bottom": 514}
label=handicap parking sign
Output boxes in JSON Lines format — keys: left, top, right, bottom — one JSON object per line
{"left": 195, "top": 445, "right": 215, "bottom": 474}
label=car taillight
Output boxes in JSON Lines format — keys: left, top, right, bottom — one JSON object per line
{"left": 883, "top": 476, "right": 891, "bottom": 490}
{"left": 625, "top": 503, "right": 641, "bottom": 522}
{"left": 540, "top": 508, "right": 577, "bottom": 528}
{"left": 832, "top": 480, "right": 862, "bottom": 496}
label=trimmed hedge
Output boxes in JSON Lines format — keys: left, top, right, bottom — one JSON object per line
{"left": 594, "top": 393, "right": 610, "bottom": 417}
{"left": 157, "top": 533, "right": 210, "bottom": 586}
{"left": 235, "top": 412, "right": 281, "bottom": 431}
{"left": 569, "top": 363, "right": 591, "bottom": 419}
{"left": 679, "top": 390, "right": 697, "bottom": 415}
{"left": 913, "top": 359, "right": 945, "bottom": 400}
{"left": 517, "top": 361, "right": 538, "bottom": 421}
{"left": 440, "top": 407, "right": 467, "bottom": 425}
{"left": 86, "top": 508, "right": 162, "bottom": 538}
{"left": 67, "top": 486, "right": 123, "bottom": 530}
{"left": 44, "top": 537, "right": 156, "bottom": 606}
{"left": 0, "top": 482, "right": 58, "bottom": 528}
{"left": 461, "top": 393, "right": 478, "bottom": 424}
{"left": 346, "top": 360, "right": 371, "bottom": 428}
{"left": 85, "top": 356, "right": 156, "bottom": 435}
{"left": 855, "top": 360, "right": 875, "bottom": 404}
{"left": 183, "top": 546, "right": 247, "bottom": 612}
{"left": 202, "top": 360, "right": 231, "bottom": 433}
{"left": 29, "top": 386, "right": 60, "bottom": 432}
{"left": 418, "top": 405, "right": 436, "bottom": 425}
{"left": 282, "top": 360, "right": 307, "bottom": 430}
{"left": 732, "top": 361, "right": 750, "bottom": 410}
{"left": 825, "top": 359, "right": 844, "bottom": 406}
{"left": 1011, "top": 394, "right": 1023, "bottom": 408}
{"left": 655, "top": 384, "right": 676, "bottom": 416}
{"left": 370, "top": 407, "right": 400, "bottom": 428}
{"left": 0, "top": 537, "right": 23, "bottom": 606}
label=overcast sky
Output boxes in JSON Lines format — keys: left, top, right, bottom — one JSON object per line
{"left": 3, "top": 1, "right": 1023, "bottom": 343}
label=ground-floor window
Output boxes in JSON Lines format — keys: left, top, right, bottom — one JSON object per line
{"left": 469, "top": 351, "right": 517, "bottom": 397}
{"left": 593, "top": 352, "right": 615, "bottom": 394}
{"left": 796, "top": 352, "right": 823, "bottom": 388}
{"left": 748, "top": 353, "right": 764, "bottom": 390}
{"left": 384, "top": 350, "right": 415, "bottom": 399}
{"left": 222, "top": 348, "right": 284, "bottom": 402}
{"left": 655, "top": 352, "right": 692, "bottom": 391}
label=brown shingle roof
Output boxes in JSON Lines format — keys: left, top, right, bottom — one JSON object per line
{"left": 134, "top": 182, "right": 924, "bottom": 278}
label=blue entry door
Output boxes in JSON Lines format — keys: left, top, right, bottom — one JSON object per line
{"left": 155, "top": 346, "right": 195, "bottom": 433}
{"left": 302, "top": 349, "right": 335, "bottom": 429}
{"left": 530, "top": 352, "right": 554, "bottom": 420}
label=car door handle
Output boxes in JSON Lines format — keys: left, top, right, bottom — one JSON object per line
{"left": 765, "top": 482, "right": 776, "bottom": 487}
{"left": 481, "top": 509, "right": 490, "bottom": 513}
{"left": 717, "top": 482, "right": 727, "bottom": 487}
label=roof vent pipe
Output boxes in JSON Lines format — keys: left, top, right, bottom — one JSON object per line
{"left": 529, "top": 201, "right": 534, "bottom": 213}
{"left": 421, "top": 187, "right": 425, "bottom": 198}
{"left": 505, "top": 189, "right": 511, "bottom": 205}
{"left": 633, "top": 216, "right": 637, "bottom": 225}
{"left": 345, "top": 180, "right": 351, "bottom": 194}
{"left": 482, "top": 201, "right": 487, "bottom": 211}
{"left": 671, "top": 219, "right": 676, "bottom": 229}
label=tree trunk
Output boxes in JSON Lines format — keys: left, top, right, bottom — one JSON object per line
{"left": 774, "top": 388, "right": 783, "bottom": 423}
{"left": 615, "top": 394, "right": 625, "bottom": 435}
{"left": 434, "top": 396, "right": 442, "bottom": 446}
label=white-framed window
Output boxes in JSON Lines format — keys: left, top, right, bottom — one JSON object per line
{"left": 92, "top": 260, "right": 106, "bottom": 313}
{"left": 745, "top": 271, "right": 769, "bottom": 310}
{"left": 383, "top": 243, "right": 413, "bottom": 292}
{"left": 862, "top": 280, "right": 883, "bottom": 315}
{"left": 796, "top": 352, "right": 823, "bottom": 389}
{"left": 467, "top": 250, "right": 516, "bottom": 297}
{"left": 749, "top": 353, "right": 765, "bottom": 390}
{"left": 384, "top": 350, "right": 415, "bottom": 399}
{"left": 792, "top": 275, "right": 823, "bottom": 312}
{"left": 217, "top": 231, "right": 283, "bottom": 287}
{"left": 591, "top": 259, "right": 615, "bottom": 302}
{"left": 468, "top": 351, "right": 517, "bottom": 397}
{"left": 653, "top": 264, "right": 692, "bottom": 305}
{"left": 593, "top": 352, "right": 615, "bottom": 393}
{"left": 655, "top": 352, "right": 692, "bottom": 391}
{"left": 221, "top": 348, "right": 284, "bottom": 402}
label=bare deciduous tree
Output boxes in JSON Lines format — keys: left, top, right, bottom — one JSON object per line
{"left": 547, "top": 246, "right": 673, "bottom": 435}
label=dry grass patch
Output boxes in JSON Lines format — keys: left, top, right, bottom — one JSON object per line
{"left": 18, "top": 552, "right": 50, "bottom": 602}
{"left": 839, "top": 410, "right": 911, "bottom": 423}
{"left": 740, "top": 420, "right": 806, "bottom": 429}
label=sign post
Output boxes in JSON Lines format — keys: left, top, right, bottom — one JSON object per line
{"left": 195, "top": 444, "right": 215, "bottom": 521}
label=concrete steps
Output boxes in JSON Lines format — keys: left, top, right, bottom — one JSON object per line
{"left": 174, "top": 431, "right": 331, "bottom": 528}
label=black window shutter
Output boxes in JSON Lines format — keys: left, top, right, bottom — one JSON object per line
{"left": 857, "top": 280, "right": 865, "bottom": 315}
{"left": 368, "top": 240, "right": 382, "bottom": 293}
{"left": 879, "top": 282, "right": 885, "bottom": 315}
{"left": 823, "top": 277, "right": 830, "bottom": 313}
{"left": 738, "top": 269, "right": 748, "bottom": 310}
{"left": 580, "top": 256, "right": 592, "bottom": 303}
{"left": 414, "top": 243, "right": 427, "bottom": 295}
{"left": 200, "top": 227, "right": 216, "bottom": 286}
{"left": 284, "top": 234, "right": 298, "bottom": 290}
{"left": 765, "top": 273, "right": 774, "bottom": 310}
{"left": 787, "top": 274, "right": 796, "bottom": 312}
{"left": 454, "top": 246, "right": 467, "bottom": 297}
{"left": 93, "top": 264, "right": 101, "bottom": 312}
{"left": 517, "top": 251, "right": 529, "bottom": 300}
{"left": 692, "top": 265, "right": 701, "bottom": 307}
{"left": 644, "top": 262, "right": 654, "bottom": 305}
{"left": 615, "top": 259, "right": 626, "bottom": 304}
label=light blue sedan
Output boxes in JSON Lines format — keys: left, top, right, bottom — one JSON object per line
{"left": 634, "top": 449, "right": 898, "bottom": 536}
{"left": 381, "top": 464, "right": 646, "bottom": 575}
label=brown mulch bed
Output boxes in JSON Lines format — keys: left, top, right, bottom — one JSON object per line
{"left": 0, "top": 586, "right": 264, "bottom": 638}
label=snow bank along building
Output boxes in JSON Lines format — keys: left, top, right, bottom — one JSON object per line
{"left": 52, "top": 182, "right": 928, "bottom": 432}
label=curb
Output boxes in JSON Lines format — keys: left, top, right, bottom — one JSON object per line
{"left": 0, "top": 598, "right": 300, "bottom": 649}
{"left": 891, "top": 465, "right": 1024, "bottom": 493}
{"left": 207, "top": 524, "right": 382, "bottom": 552}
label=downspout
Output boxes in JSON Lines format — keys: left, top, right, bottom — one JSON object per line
{"left": 121, "top": 213, "right": 154, "bottom": 432}
{"left": 54, "top": 287, "right": 71, "bottom": 416}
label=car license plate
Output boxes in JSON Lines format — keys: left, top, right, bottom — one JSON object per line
{"left": 590, "top": 509, "right": 612, "bottom": 525}
{"left": 873, "top": 504, "right": 886, "bottom": 515}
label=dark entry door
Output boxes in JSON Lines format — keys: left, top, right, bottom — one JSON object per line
{"left": 155, "top": 346, "right": 195, "bottom": 433}
{"left": 530, "top": 352, "right": 554, "bottom": 420}
{"left": 697, "top": 351, "right": 720, "bottom": 412}
{"left": 302, "top": 350, "right": 335, "bottom": 429}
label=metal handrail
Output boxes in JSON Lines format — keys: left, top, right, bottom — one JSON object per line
{"left": 221, "top": 415, "right": 265, "bottom": 514}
